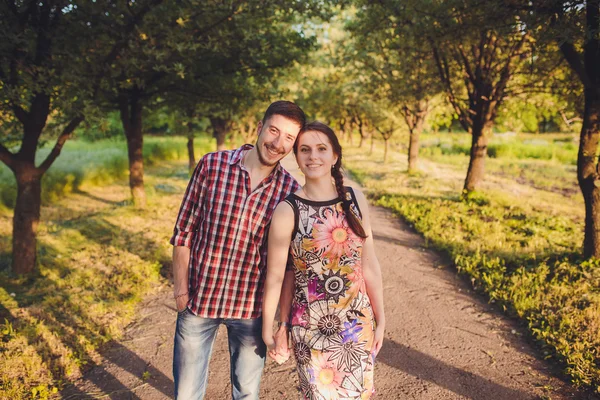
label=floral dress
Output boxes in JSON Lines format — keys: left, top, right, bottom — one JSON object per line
{"left": 285, "top": 188, "right": 376, "bottom": 400}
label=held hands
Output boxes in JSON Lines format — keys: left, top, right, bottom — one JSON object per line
{"left": 264, "top": 325, "right": 291, "bottom": 365}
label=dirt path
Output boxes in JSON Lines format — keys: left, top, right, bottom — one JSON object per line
{"left": 61, "top": 156, "right": 594, "bottom": 400}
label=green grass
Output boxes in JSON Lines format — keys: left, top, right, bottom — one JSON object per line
{"left": 0, "top": 135, "right": 215, "bottom": 399}
{"left": 0, "top": 136, "right": 210, "bottom": 208}
{"left": 343, "top": 136, "right": 600, "bottom": 393}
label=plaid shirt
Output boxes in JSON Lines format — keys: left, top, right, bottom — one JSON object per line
{"left": 170, "top": 144, "right": 300, "bottom": 319}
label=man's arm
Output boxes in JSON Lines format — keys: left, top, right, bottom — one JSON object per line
{"left": 170, "top": 156, "right": 207, "bottom": 311}
{"left": 173, "top": 246, "right": 191, "bottom": 311}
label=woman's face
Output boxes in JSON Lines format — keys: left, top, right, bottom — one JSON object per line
{"left": 295, "top": 130, "right": 338, "bottom": 180}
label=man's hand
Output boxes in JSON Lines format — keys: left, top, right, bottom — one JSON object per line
{"left": 175, "top": 293, "right": 189, "bottom": 313}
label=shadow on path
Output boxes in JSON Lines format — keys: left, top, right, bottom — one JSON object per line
{"left": 378, "top": 338, "right": 533, "bottom": 400}
{"left": 61, "top": 341, "right": 173, "bottom": 399}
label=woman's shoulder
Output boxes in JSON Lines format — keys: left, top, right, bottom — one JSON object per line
{"left": 346, "top": 186, "right": 366, "bottom": 201}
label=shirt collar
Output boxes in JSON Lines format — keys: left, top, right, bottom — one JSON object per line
{"left": 229, "top": 144, "right": 284, "bottom": 177}
{"left": 230, "top": 144, "right": 254, "bottom": 165}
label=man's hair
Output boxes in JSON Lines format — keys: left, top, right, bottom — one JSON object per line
{"left": 262, "top": 100, "right": 306, "bottom": 128}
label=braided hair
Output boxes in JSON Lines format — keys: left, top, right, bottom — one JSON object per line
{"left": 294, "top": 121, "right": 367, "bottom": 238}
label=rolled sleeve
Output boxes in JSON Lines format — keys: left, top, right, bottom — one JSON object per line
{"left": 170, "top": 229, "right": 194, "bottom": 247}
{"left": 170, "top": 156, "right": 207, "bottom": 248}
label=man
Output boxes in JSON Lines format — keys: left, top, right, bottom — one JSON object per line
{"left": 170, "top": 101, "right": 305, "bottom": 399}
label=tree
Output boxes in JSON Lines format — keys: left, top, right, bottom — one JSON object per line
{"left": 373, "top": 113, "right": 400, "bottom": 163}
{"left": 427, "top": 1, "right": 535, "bottom": 192}
{"left": 357, "top": 0, "right": 537, "bottom": 191}
{"left": 518, "top": 0, "right": 600, "bottom": 257}
{"left": 98, "top": 1, "right": 319, "bottom": 205}
{"left": 347, "top": 2, "right": 442, "bottom": 173}
{"left": 0, "top": 1, "right": 160, "bottom": 274}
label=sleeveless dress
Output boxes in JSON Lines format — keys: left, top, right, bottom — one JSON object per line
{"left": 285, "top": 188, "right": 376, "bottom": 400}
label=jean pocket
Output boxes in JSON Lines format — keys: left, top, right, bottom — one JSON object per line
{"left": 177, "top": 307, "right": 188, "bottom": 317}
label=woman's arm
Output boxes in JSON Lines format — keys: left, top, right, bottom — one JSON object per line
{"left": 272, "top": 269, "right": 294, "bottom": 357}
{"left": 262, "top": 201, "right": 295, "bottom": 356}
{"left": 354, "top": 188, "right": 386, "bottom": 355}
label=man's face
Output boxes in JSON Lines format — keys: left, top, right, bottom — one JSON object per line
{"left": 255, "top": 114, "right": 302, "bottom": 167}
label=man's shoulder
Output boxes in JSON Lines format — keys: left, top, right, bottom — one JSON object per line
{"left": 276, "top": 166, "right": 300, "bottom": 190}
{"left": 200, "top": 148, "right": 238, "bottom": 166}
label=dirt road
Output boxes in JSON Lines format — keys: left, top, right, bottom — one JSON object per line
{"left": 61, "top": 157, "right": 593, "bottom": 400}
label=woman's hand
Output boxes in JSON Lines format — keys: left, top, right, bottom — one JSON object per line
{"left": 373, "top": 324, "right": 385, "bottom": 356}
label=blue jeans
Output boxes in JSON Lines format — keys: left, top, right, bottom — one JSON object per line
{"left": 173, "top": 309, "right": 266, "bottom": 400}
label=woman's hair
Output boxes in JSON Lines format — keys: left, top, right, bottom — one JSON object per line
{"left": 294, "top": 121, "right": 367, "bottom": 239}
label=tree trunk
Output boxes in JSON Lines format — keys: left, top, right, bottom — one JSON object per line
{"left": 404, "top": 102, "right": 428, "bottom": 174}
{"left": 578, "top": 93, "right": 600, "bottom": 258}
{"left": 187, "top": 122, "right": 195, "bottom": 173}
{"left": 119, "top": 91, "right": 146, "bottom": 207}
{"left": 463, "top": 124, "right": 490, "bottom": 193}
{"left": 408, "top": 127, "right": 421, "bottom": 173}
{"left": 357, "top": 117, "right": 366, "bottom": 148}
{"left": 210, "top": 117, "right": 230, "bottom": 151}
{"left": 370, "top": 134, "right": 375, "bottom": 155}
{"left": 11, "top": 163, "right": 42, "bottom": 275}
{"left": 383, "top": 138, "right": 389, "bottom": 163}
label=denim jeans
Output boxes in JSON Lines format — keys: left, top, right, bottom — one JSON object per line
{"left": 173, "top": 308, "right": 266, "bottom": 400}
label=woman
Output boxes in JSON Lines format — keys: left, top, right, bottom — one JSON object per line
{"left": 262, "top": 121, "right": 385, "bottom": 399}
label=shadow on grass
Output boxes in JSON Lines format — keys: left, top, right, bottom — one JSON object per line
{"left": 73, "top": 188, "right": 125, "bottom": 206}
{"left": 0, "top": 204, "right": 174, "bottom": 397}
{"left": 0, "top": 242, "right": 170, "bottom": 398}
{"left": 59, "top": 210, "right": 172, "bottom": 279}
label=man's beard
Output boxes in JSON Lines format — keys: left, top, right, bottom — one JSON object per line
{"left": 257, "top": 143, "right": 283, "bottom": 167}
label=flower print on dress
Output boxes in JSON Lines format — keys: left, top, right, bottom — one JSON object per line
{"left": 311, "top": 352, "right": 347, "bottom": 400}
{"left": 356, "top": 310, "right": 375, "bottom": 352}
{"left": 297, "top": 366, "right": 318, "bottom": 400}
{"left": 340, "top": 318, "right": 363, "bottom": 344}
{"left": 307, "top": 276, "right": 326, "bottom": 302}
{"left": 310, "top": 207, "right": 359, "bottom": 261}
{"left": 294, "top": 339, "right": 312, "bottom": 366}
{"left": 291, "top": 302, "right": 309, "bottom": 328}
{"left": 286, "top": 192, "right": 375, "bottom": 399}
{"left": 307, "top": 300, "right": 347, "bottom": 351}
{"left": 327, "top": 335, "right": 367, "bottom": 371}
{"left": 319, "top": 269, "right": 351, "bottom": 303}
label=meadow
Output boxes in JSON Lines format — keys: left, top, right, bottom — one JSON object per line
{"left": 344, "top": 131, "right": 599, "bottom": 393}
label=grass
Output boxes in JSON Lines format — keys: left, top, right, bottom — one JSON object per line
{"left": 0, "top": 135, "right": 214, "bottom": 399}
{"left": 343, "top": 135, "right": 600, "bottom": 393}
{"left": 0, "top": 136, "right": 200, "bottom": 208}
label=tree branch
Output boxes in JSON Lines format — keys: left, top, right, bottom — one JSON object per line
{"left": 37, "top": 116, "right": 84, "bottom": 174}
{"left": 0, "top": 143, "right": 16, "bottom": 171}
{"left": 12, "top": 105, "right": 27, "bottom": 124}
{"left": 560, "top": 41, "right": 591, "bottom": 88}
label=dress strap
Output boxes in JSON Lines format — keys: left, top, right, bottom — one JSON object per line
{"left": 345, "top": 186, "right": 363, "bottom": 220}
{"left": 284, "top": 195, "right": 299, "bottom": 240}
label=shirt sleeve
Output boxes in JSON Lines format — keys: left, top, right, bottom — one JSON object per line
{"left": 170, "top": 156, "right": 208, "bottom": 247}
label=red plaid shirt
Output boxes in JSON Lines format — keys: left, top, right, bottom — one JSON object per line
{"left": 170, "top": 144, "right": 300, "bottom": 319}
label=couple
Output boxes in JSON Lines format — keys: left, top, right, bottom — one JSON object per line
{"left": 170, "top": 101, "right": 385, "bottom": 400}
